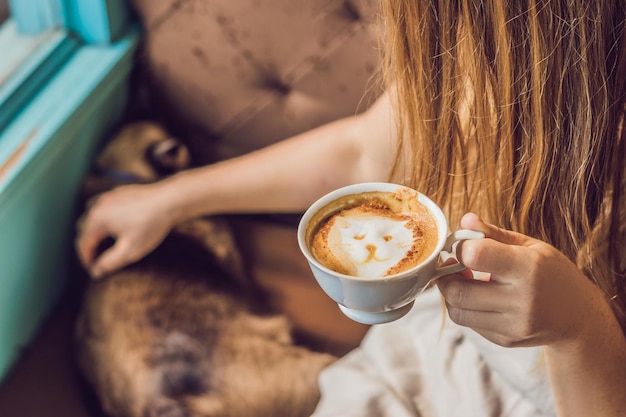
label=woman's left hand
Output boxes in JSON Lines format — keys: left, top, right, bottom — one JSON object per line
{"left": 436, "top": 212, "right": 603, "bottom": 348}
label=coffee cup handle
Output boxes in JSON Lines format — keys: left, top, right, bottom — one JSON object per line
{"left": 432, "top": 229, "right": 485, "bottom": 279}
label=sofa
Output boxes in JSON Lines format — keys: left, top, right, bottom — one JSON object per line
{"left": 0, "top": 1, "right": 383, "bottom": 415}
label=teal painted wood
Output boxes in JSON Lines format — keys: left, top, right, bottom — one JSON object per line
{"left": 0, "top": 19, "right": 79, "bottom": 133}
{"left": 10, "top": 0, "right": 129, "bottom": 44}
{"left": 8, "top": 0, "right": 65, "bottom": 34}
{"left": 63, "top": 0, "right": 130, "bottom": 44}
{"left": 0, "top": 28, "right": 139, "bottom": 383}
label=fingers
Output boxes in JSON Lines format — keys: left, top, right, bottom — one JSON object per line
{"left": 456, "top": 238, "right": 535, "bottom": 282}
{"left": 74, "top": 186, "right": 166, "bottom": 279}
{"left": 437, "top": 214, "right": 530, "bottom": 336}
{"left": 441, "top": 214, "right": 582, "bottom": 347}
{"left": 75, "top": 208, "right": 132, "bottom": 279}
{"left": 458, "top": 212, "right": 490, "bottom": 234}
{"left": 443, "top": 305, "right": 508, "bottom": 336}
{"left": 75, "top": 221, "right": 108, "bottom": 269}
{"left": 456, "top": 213, "right": 537, "bottom": 281}
{"left": 436, "top": 274, "right": 512, "bottom": 312}
{"left": 460, "top": 212, "right": 531, "bottom": 246}
{"left": 442, "top": 299, "right": 534, "bottom": 348}
{"left": 437, "top": 276, "right": 519, "bottom": 343}
{"left": 90, "top": 238, "right": 135, "bottom": 279}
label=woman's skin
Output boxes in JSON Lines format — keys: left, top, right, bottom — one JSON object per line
{"left": 438, "top": 213, "right": 626, "bottom": 416}
{"left": 77, "top": 92, "right": 397, "bottom": 278}
{"left": 77, "top": 89, "right": 626, "bottom": 415}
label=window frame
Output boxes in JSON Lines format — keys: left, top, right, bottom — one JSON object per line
{"left": 0, "top": 0, "right": 138, "bottom": 384}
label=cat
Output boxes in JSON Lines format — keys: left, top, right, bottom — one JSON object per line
{"left": 74, "top": 122, "right": 335, "bottom": 417}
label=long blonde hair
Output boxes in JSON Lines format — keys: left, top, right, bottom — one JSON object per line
{"left": 382, "top": 0, "right": 626, "bottom": 330}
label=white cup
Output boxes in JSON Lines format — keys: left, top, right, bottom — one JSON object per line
{"left": 297, "top": 182, "right": 484, "bottom": 325}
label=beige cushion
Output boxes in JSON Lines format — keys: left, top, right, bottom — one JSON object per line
{"left": 130, "top": 0, "right": 383, "bottom": 161}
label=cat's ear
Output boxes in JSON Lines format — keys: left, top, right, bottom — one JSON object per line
{"left": 145, "top": 138, "right": 191, "bottom": 176}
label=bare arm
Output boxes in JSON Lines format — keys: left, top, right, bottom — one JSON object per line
{"left": 158, "top": 91, "right": 398, "bottom": 222}
{"left": 544, "top": 287, "right": 626, "bottom": 416}
{"left": 77, "top": 91, "right": 398, "bottom": 277}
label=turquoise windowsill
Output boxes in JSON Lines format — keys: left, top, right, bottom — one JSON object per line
{"left": 0, "top": 19, "right": 79, "bottom": 132}
{"left": 9, "top": 0, "right": 130, "bottom": 44}
{"left": 0, "top": 27, "right": 139, "bottom": 383}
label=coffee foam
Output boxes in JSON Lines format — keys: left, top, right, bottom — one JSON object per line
{"left": 309, "top": 190, "right": 439, "bottom": 278}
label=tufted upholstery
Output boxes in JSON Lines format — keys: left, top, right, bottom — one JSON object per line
{"left": 128, "top": 0, "right": 384, "bottom": 354}
{"left": 130, "top": 0, "right": 383, "bottom": 162}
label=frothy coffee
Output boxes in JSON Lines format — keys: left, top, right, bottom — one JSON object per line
{"left": 307, "top": 189, "right": 439, "bottom": 278}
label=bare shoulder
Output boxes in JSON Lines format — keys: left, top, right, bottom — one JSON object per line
{"left": 350, "top": 89, "right": 401, "bottom": 182}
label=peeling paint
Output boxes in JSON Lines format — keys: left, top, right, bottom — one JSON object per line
{"left": 0, "top": 129, "right": 37, "bottom": 182}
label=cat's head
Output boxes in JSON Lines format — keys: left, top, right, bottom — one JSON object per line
{"left": 82, "top": 121, "right": 191, "bottom": 197}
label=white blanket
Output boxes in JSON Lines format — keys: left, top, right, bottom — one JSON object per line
{"left": 312, "top": 288, "right": 556, "bottom": 417}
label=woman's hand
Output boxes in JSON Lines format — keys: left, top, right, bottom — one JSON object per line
{"left": 75, "top": 182, "right": 175, "bottom": 279}
{"left": 438, "top": 214, "right": 626, "bottom": 415}
{"left": 436, "top": 212, "right": 602, "bottom": 348}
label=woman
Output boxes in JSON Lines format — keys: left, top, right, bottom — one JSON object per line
{"left": 312, "top": 1, "right": 626, "bottom": 415}
{"left": 78, "top": 0, "right": 626, "bottom": 415}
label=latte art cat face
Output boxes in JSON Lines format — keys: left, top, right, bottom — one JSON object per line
{"left": 309, "top": 190, "right": 439, "bottom": 278}
{"left": 327, "top": 213, "right": 415, "bottom": 278}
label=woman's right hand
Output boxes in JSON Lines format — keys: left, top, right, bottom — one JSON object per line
{"left": 75, "top": 182, "right": 176, "bottom": 279}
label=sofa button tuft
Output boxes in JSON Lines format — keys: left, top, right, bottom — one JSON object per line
{"left": 342, "top": 1, "right": 361, "bottom": 22}
{"left": 265, "top": 77, "right": 291, "bottom": 96}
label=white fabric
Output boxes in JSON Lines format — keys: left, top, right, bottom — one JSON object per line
{"left": 312, "top": 287, "right": 556, "bottom": 417}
